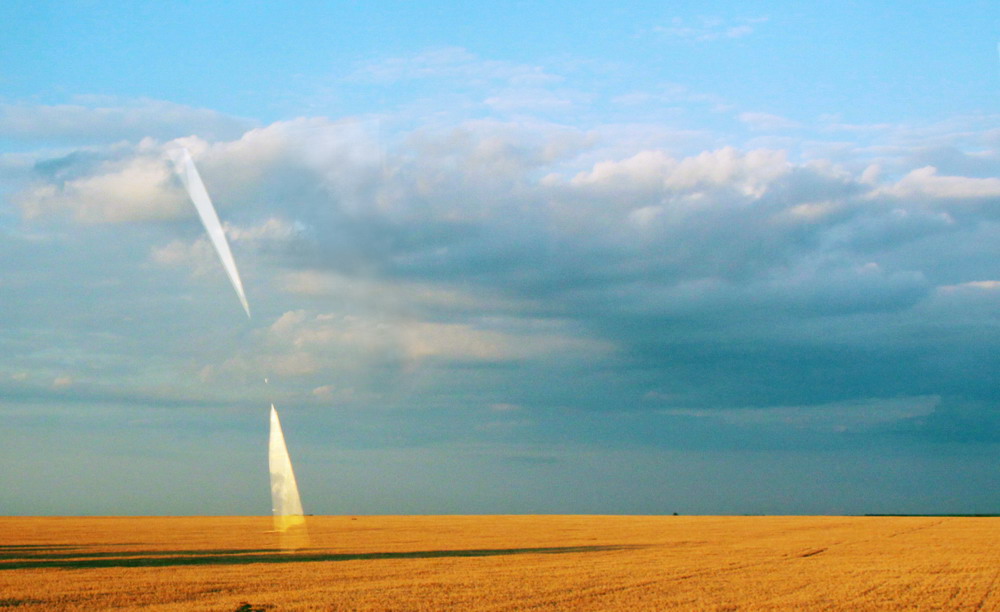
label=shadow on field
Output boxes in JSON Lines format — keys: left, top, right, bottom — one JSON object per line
{"left": 0, "top": 546, "right": 279, "bottom": 561}
{"left": 0, "top": 545, "right": 636, "bottom": 570}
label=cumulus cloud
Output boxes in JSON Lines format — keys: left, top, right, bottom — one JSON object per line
{"left": 881, "top": 166, "right": 1000, "bottom": 200}
{"left": 13, "top": 119, "right": 990, "bottom": 318}
{"left": 567, "top": 147, "right": 789, "bottom": 199}
{"left": 16, "top": 150, "right": 188, "bottom": 223}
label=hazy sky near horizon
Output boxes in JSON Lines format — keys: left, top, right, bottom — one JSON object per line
{"left": 2, "top": 1, "right": 998, "bottom": 516}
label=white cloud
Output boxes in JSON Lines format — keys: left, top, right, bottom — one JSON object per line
{"left": 961, "top": 280, "right": 1000, "bottom": 290}
{"left": 149, "top": 236, "right": 257, "bottom": 289}
{"left": 568, "top": 146, "right": 789, "bottom": 199}
{"left": 666, "top": 147, "right": 788, "bottom": 195}
{"left": 224, "top": 218, "right": 301, "bottom": 242}
{"left": 654, "top": 17, "right": 768, "bottom": 42}
{"left": 775, "top": 200, "right": 843, "bottom": 223}
{"left": 938, "top": 280, "right": 1000, "bottom": 293}
{"left": 16, "top": 152, "right": 188, "bottom": 223}
{"left": 621, "top": 82, "right": 733, "bottom": 113}
{"left": 739, "top": 112, "right": 801, "bottom": 132}
{"left": 311, "top": 384, "right": 336, "bottom": 399}
{"left": 149, "top": 220, "right": 288, "bottom": 277}
{"left": 483, "top": 89, "right": 577, "bottom": 112}
{"left": 354, "top": 47, "right": 560, "bottom": 86}
{"left": 818, "top": 113, "right": 1000, "bottom": 161}
{"left": 247, "top": 306, "right": 614, "bottom": 385}
{"left": 881, "top": 166, "right": 1000, "bottom": 200}
{"left": 570, "top": 150, "right": 674, "bottom": 190}
{"left": 399, "top": 321, "right": 517, "bottom": 362}
{"left": 0, "top": 98, "right": 253, "bottom": 143}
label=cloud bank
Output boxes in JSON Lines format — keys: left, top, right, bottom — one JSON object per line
{"left": 1, "top": 41, "right": 997, "bottom": 514}
{"left": 6, "top": 111, "right": 998, "bottom": 442}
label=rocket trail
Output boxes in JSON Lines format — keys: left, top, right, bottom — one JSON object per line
{"left": 169, "top": 148, "right": 306, "bottom": 537}
{"left": 167, "top": 148, "right": 251, "bottom": 319}
{"left": 269, "top": 404, "right": 305, "bottom": 520}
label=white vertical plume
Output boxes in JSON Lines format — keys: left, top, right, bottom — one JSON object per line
{"left": 167, "top": 147, "right": 251, "bottom": 319}
{"left": 269, "top": 404, "right": 305, "bottom": 524}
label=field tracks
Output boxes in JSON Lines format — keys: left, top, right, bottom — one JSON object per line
{"left": 884, "top": 518, "right": 945, "bottom": 538}
{"left": 974, "top": 568, "right": 1000, "bottom": 611}
{"left": 0, "top": 516, "right": 995, "bottom": 610}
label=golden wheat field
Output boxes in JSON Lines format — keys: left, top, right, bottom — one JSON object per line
{"left": 0, "top": 515, "right": 997, "bottom": 610}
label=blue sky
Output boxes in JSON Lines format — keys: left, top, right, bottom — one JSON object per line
{"left": 1, "top": 1, "right": 998, "bottom": 516}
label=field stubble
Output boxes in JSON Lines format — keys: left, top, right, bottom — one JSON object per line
{"left": 0, "top": 515, "right": 997, "bottom": 610}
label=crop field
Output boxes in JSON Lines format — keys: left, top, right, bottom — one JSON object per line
{"left": 0, "top": 515, "right": 997, "bottom": 610}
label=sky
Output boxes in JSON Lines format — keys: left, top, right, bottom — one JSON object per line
{"left": 1, "top": 1, "right": 998, "bottom": 516}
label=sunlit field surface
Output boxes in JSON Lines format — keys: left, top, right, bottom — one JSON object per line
{"left": 1, "top": 516, "right": 996, "bottom": 610}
